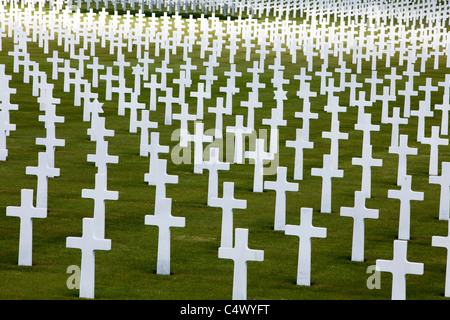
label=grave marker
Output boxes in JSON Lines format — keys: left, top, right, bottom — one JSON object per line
{"left": 6, "top": 189, "right": 47, "bottom": 266}
{"left": 311, "top": 154, "right": 344, "bottom": 213}
{"left": 145, "top": 196, "right": 185, "bottom": 275}
{"left": 388, "top": 175, "right": 424, "bottom": 240}
{"left": 264, "top": 166, "right": 299, "bottom": 231}
{"left": 376, "top": 240, "right": 424, "bottom": 300}
{"left": 218, "top": 228, "right": 264, "bottom": 300}
{"left": 66, "top": 217, "right": 111, "bottom": 299}
{"left": 340, "top": 191, "right": 379, "bottom": 262}
{"left": 285, "top": 208, "right": 326, "bottom": 286}
{"left": 209, "top": 182, "right": 247, "bottom": 248}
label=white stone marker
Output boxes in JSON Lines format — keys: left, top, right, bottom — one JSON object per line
{"left": 385, "top": 107, "right": 408, "bottom": 148}
{"left": 0, "top": 110, "right": 15, "bottom": 160}
{"left": 352, "top": 143, "right": 382, "bottom": 199}
{"left": 25, "top": 152, "right": 60, "bottom": 209}
{"left": 340, "top": 191, "right": 379, "bottom": 262}
{"left": 87, "top": 139, "right": 119, "bottom": 175}
{"left": 173, "top": 102, "right": 197, "bottom": 147}
{"left": 158, "top": 87, "right": 178, "bottom": 126}
{"left": 201, "top": 148, "right": 230, "bottom": 205}
{"left": 389, "top": 134, "right": 417, "bottom": 186}
{"left": 429, "top": 162, "right": 450, "bottom": 220}
{"left": 421, "top": 126, "right": 448, "bottom": 176}
{"left": 143, "top": 74, "right": 161, "bottom": 111}
{"left": 6, "top": 189, "right": 47, "bottom": 266}
{"left": 245, "top": 138, "right": 274, "bottom": 193}
{"left": 190, "top": 82, "right": 211, "bottom": 120}
{"left": 226, "top": 115, "right": 253, "bottom": 164}
{"left": 285, "top": 207, "right": 326, "bottom": 286}
{"left": 285, "top": 129, "right": 314, "bottom": 180}
{"left": 322, "top": 119, "right": 348, "bottom": 170}
{"left": 209, "top": 182, "right": 247, "bottom": 248}
{"left": 264, "top": 166, "right": 299, "bottom": 231}
{"left": 66, "top": 217, "right": 111, "bottom": 299}
{"left": 411, "top": 101, "right": 434, "bottom": 143}
{"left": 218, "top": 228, "right": 264, "bottom": 300}
{"left": 388, "top": 175, "right": 424, "bottom": 240}
{"left": 311, "top": 154, "right": 344, "bottom": 213}
{"left": 208, "top": 97, "right": 230, "bottom": 140}
{"left": 432, "top": 219, "right": 450, "bottom": 297}
{"left": 82, "top": 173, "right": 119, "bottom": 239}
{"left": 435, "top": 94, "right": 450, "bottom": 136}
{"left": 145, "top": 196, "right": 185, "bottom": 275}
{"left": 376, "top": 240, "right": 424, "bottom": 300}
{"left": 145, "top": 158, "right": 178, "bottom": 200}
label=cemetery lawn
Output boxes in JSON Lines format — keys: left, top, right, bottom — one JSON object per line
{"left": 0, "top": 4, "right": 449, "bottom": 300}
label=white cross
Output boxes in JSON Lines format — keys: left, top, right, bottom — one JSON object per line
{"left": 87, "top": 112, "right": 114, "bottom": 142}
{"left": 286, "top": 128, "right": 314, "bottom": 181}
{"left": 173, "top": 102, "right": 197, "bottom": 147}
{"left": 226, "top": 115, "right": 253, "bottom": 164}
{"left": 143, "top": 131, "right": 170, "bottom": 172}
{"left": 385, "top": 67, "right": 403, "bottom": 97}
{"left": 188, "top": 121, "right": 213, "bottom": 173}
{"left": 145, "top": 158, "right": 178, "bottom": 200}
{"left": 315, "top": 64, "right": 332, "bottom": 96}
{"left": 6, "top": 189, "right": 47, "bottom": 266}
{"left": 143, "top": 74, "right": 162, "bottom": 111}
{"left": 311, "top": 154, "right": 344, "bottom": 213}
{"left": 66, "top": 217, "right": 111, "bottom": 299}
{"left": 209, "top": 182, "right": 247, "bottom": 248}
{"left": 385, "top": 107, "right": 408, "bottom": 148}
{"left": 389, "top": 134, "right": 417, "bottom": 186}
{"left": 25, "top": 152, "right": 60, "bottom": 209}
{"left": 388, "top": 175, "right": 424, "bottom": 240}
{"left": 376, "top": 240, "right": 424, "bottom": 300}
{"left": 421, "top": 126, "right": 448, "bottom": 176}
{"left": 47, "top": 50, "right": 64, "bottom": 80}
{"left": 82, "top": 173, "right": 118, "bottom": 239}
{"left": 432, "top": 220, "right": 450, "bottom": 297}
{"left": 285, "top": 207, "right": 326, "bottom": 286}
{"left": 346, "top": 74, "right": 363, "bottom": 107}
{"left": 322, "top": 119, "right": 348, "bottom": 170}
{"left": 219, "top": 77, "right": 240, "bottom": 114}
{"left": 201, "top": 148, "right": 230, "bottom": 205}
{"left": 35, "top": 125, "right": 65, "bottom": 169}
{"left": 87, "top": 139, "right": 119, "bottom": 175}
{"left": 136, "top": 109, "right": 158, "bottom": 157}
{"left": 429, "top": 162, "right": 450, "bottom": 220}
{"left": 435, "top": 94, "right": 450, "bottom": 136}
{"left": 218, "top": 228, "right": 264, "bottom": 300}
{"left": 158, "top": 87, "right": 178, "bottom": 126}
{"left": 190, "top": 82, "right": 211, "bottom": 120}
{"left": 145, "top": 196, "right": 185, "bottom": 275}
{"left": 364, "top": 70, "right": 383, "bottom": 102}
{"left": 123, "top": 92, "right": 146, "bottom": 133}
{"left": 245, "top": 138, "right": 274, "bottom": 193}
{"left": 262, "top": 107, "right": 287, "bottom": 155}
{"left": 411, "top": 101, "right": 434, "bottom": 143}
{"left": 240, "top": 92, "right": 263, "bottom": 130}
{"left": 208, "top": 97, "right": 230, "bottom": 139}
{"left": 340, "top": 191, "right": 379, "bottom": 262}
{"left": 264, "top": 166, "right": 299, "bottom": 231}
{"left": 99, "top": 67, "right": 118, "bottom": 101}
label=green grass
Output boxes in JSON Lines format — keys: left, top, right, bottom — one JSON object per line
{"left": 0, "top": 3, "right": 449, "bottom": 300}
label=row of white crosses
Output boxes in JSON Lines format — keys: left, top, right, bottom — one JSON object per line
{"left": 17, "top": 0, "right": 450, "bottom": 23}
{"left": 2, "top": 1, "right": 450, "bottom": 300}
{"left": 66, "top": 79, "right": 118, "bottom": 298}
{"left": 0, "top": 64, "right": 18, "bottom": 160}
{"left": 5, "top": 49, "right": 65, "bottom": 267}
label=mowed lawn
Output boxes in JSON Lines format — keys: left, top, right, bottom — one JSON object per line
{"left": 0, "top": 3, "right": 449, "bottom": 299}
